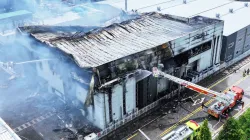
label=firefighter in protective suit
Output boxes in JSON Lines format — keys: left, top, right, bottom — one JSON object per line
{"left": 243, "top": 71, "right": 246, "bottom": 77}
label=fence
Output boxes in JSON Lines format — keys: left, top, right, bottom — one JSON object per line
{"left": 96, "top": 49, "right": 250, "bottom": 139}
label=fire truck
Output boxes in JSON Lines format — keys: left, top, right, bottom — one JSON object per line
{"left": 161, "top": 120, "right": 200, "bottom": 140}
{"left": 152, "top": 67, "right": 244, "bottom": 119}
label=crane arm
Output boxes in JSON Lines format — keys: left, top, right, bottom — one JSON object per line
{"left": 152, "top": 67, "right": 231, "bottom": 104}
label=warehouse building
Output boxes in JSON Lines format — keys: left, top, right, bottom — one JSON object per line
{"left": 101, "top": 0, "right": 250, "bottom": 64}
{"left": 20, "top": 12, "right": 223, "bottom": 129}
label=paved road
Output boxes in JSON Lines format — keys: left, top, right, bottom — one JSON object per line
{"left": 128, "top": 59, "right": 250, "bottom": 140}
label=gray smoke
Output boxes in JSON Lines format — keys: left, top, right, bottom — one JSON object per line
{"left": 0, "top": 34, "right": 96, "bottom": 139}
{"left": 0, "top": 0, "right": 138, "bottom": 139}
{"left": 0, "top": 0, "right": 139, "bottom": 139}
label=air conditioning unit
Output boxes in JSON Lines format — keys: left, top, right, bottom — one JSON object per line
{"left": 216, "top": 13, "right": 220, "bottom": 19}
{"left": 229, "top": 8, "right": 234, "bottom": 13}
{"left": 157, "top": 6, "right": 161, "bottom": 11}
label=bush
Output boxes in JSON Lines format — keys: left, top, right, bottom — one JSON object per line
{"left": 197, "top": 119, "right": 212, "bottom": 140}
{"left": 217, "top": 117, "right": 245, "bottom": 140}
{"left": 239, "top": 109, "right": 250, "bottom": 139}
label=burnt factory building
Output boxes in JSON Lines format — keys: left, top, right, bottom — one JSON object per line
{"left": 139, "top": 0, "right": 250, "bottom": 67}
{"left": 20, "top": 12, "right": 223, "bottom": 130}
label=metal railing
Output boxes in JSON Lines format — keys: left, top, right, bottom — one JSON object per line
{"left": 96, "top": 49, "right": 250, "bottom": 139}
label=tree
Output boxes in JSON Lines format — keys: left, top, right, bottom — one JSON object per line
{"left": 197, "top": 119, "right": 212, "bottom": 140}
{"left": 217, "top": 117, "right": 245, "bottom": 140}
{"left": 239, "top": 109, "right": 250, "bottom": 139}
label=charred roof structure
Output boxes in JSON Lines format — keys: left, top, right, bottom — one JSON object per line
{"left": 23, "top": 12, "right": 221, "bottom": 68}
{"left": 19, "top": 12, "right": 224, "bottom": 138}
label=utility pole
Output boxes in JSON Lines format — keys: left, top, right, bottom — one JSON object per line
{"left": 125, "top": 0, "right": 127, "bottom": 11}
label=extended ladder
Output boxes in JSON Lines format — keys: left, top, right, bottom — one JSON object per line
{"left": 152, "top": 67, "right": 232, "bottom": 105}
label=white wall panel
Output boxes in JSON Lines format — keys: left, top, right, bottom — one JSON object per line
{"left": 112, "top": 84, "right": 123, "bottom": 121}
{"left": 125, "top": 77, "right": 136, "bottom": 113}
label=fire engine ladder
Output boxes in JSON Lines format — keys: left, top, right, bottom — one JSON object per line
{"left": 0, "top": 62, "right": 16, "bottom": 76}
{"left": 152, "top": 67, "right": 232, "bottom": 106}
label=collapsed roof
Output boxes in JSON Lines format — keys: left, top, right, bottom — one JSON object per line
{"left": 22, "top": 12, "right": 221, "bottom": 68}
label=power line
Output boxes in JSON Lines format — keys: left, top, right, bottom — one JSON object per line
{"left": 219, "top": 5, "right": 246, "bottom": 18}
{"left": 160, "top": 0, "right": 199, "bottom": 11}
{"left": 136, "top": 0, "right": 176, "bottom": 10}
{"left": 188, "top": 1, "right": 235, "bottom": 18}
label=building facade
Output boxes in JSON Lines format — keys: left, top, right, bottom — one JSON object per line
{"left": 221, "top": 25, "right": 250, "bottom": 62}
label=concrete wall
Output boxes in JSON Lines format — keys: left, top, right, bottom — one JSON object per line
{"left": 222, "top": 25, "right": 250, "bottom": 62}
{"left": 75, "top": 83, "right": 110, "bottom": 129}
{"left": 35, "top": 59, "right": 139, "bottom": 129}
{"left": 88, "top": 93, "right": 110, "bottom": 129}
{"left": 234, "top": 28, "right": 246, "bottom": 58}
{"left": 125, "top": 77, "right": 136, "bottom": 114}
{"left": 221, "top": 33, "right": 237, "bottom": 62}
{"left": 171, "top": 23, "right": 223, "bottom": 57}
{"left": 243, "top": 25, "right": 250, "bottom": 52}
{"left": 110, "top": 77, "right": 137, "bottom": 121}
{"left": 36, "top": 61, "right": 65, "bottom": 99}
{"left": 36, "top": 60, "right": 112, "bottom": 129}
{"left": 111, "top": 84, "right": 124, "bottom": 121}
{"left": 188, "top": 49, "right": 212, "bottom": 72}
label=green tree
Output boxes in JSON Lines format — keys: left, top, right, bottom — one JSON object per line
{"left": 217, "top": 117, "right": 245, "bottom": 140}
{"left": 239, "top": 109, "right": 250, "bottom": 139}
{"left": 197, "top": 119, "right": 212, "bottom": 140}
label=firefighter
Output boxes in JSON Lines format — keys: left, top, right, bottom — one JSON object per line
{"left": 225, "top": 113, "right": 229, "bottom": 119}
{"left": 242, "top": 102, "right": 245, "bottom": 111}
{"left": 243, "top": 71, "right": 246, "bottom": 77}
{"left": 234, "top": 69, "right": 236, "bottom": 73}
{"left": 201, "top": 102, "right": 204, "bottom": 109}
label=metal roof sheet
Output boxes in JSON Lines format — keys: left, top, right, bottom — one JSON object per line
{"left": 162, "top": 0, "right": 250, "bottom": 36}
{"left": 27, "top": 12, "right": 220, "bottom": 68}
{"left": 0, "top": 118, "right": 21, "bottom": 140}
{"left": 101, "top": 0, "right": 250, "bottom": 36}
